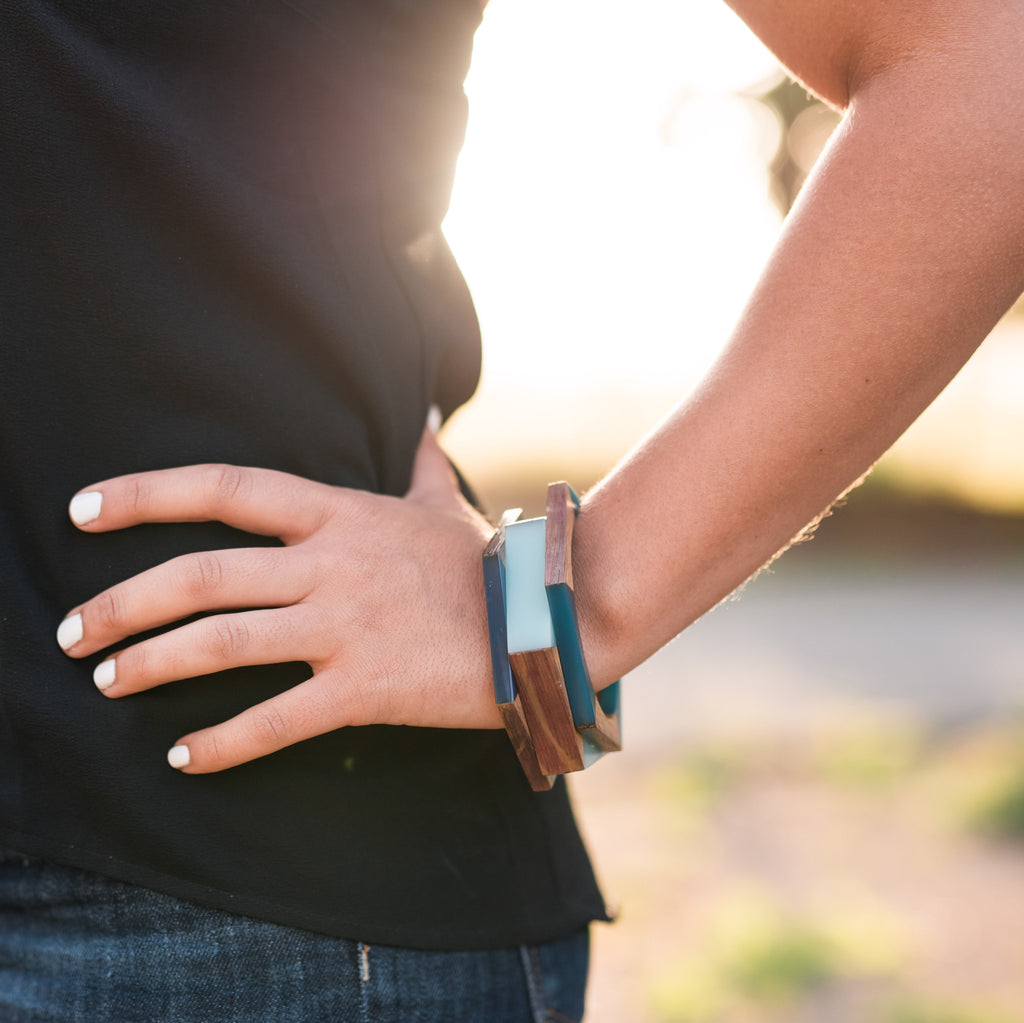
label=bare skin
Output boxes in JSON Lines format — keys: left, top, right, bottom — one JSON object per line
{"left": 58, "top": 0, "right": 1024, "bottom": 773}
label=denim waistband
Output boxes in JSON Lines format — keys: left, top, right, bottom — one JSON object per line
{"left": 0, "top": 850, "right": 589, "bottom": 1023}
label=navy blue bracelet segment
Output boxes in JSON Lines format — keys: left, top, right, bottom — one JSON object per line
{"left": 482, "top": 507, "right": 521, "bottom": 706}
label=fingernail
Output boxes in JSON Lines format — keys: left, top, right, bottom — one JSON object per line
{"left": 57, "top": 614, "right": 83, "bottom": 650}
{"left": 93, "top": 659, "right": 116, "bottom": 691}
{"left": 69, "top": 491, "right": 102, "bottom": 526}
{"left": 426, "top": 404, "right": 442, "bottom": 435}
{"left": 167, "top": 745, "right": 191, "bottom": 770}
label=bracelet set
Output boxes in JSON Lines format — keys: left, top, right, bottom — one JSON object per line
{"left": 482, "top": 482, "right": 622, "bottom": 791}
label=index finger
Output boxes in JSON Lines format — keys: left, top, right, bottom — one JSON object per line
{"left": 69, "top": 464, "right": 336, "bottom": 543}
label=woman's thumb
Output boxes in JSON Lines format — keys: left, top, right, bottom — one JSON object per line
{"left": 406, "top": 407, "right": 458, "bottom": 504}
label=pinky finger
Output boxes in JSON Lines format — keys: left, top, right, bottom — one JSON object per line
{"left": 167, "top": 673, "right": 347, "bottom": 774}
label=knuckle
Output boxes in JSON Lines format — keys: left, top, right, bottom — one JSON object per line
{"left": 206, "top": 464, "right": 250, "bottom": 510}
{"left": 207, "top": 616, "right": 250, "bottom": 659}
{"left": 205, "top": 731, "right": 226, "bottom": 768}
{"left": 349, "top": 659, "right": 396, "bottom": 725}
{"left": 122, "top": 642, "right": 150, "bottom": 683}
{"left": 301, "top": 604, "right": 338, "bottom": 662}
{"left": 177, "top": 551, "right": 225, "bottom": 599}
{"left": 338, "top": 489, "right": 376, "bottom": 527}
{"left": 248, "top": 705, "right": 291, "bottom": 748}
{"left": 91, "top": 588, "right": 127, "bottom": 633}
{"left": 124, "top": 477, "right": 152, "bottom": 516}
{"left": 311, "top": 488, "right": 342, "bottom": 531}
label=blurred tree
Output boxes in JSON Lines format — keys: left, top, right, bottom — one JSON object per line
{"left": 753, "top": 76, "right": 839, "bottom": 216}
{"left": 753, "top": 77, "right": 1024, "bottom": 323}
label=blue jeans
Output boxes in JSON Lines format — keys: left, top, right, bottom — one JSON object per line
{"left": 0, "top": 851, "right": 588, "bottom": 1022}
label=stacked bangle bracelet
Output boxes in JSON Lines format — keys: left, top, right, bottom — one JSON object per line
{"left": 482, "top": 482, "right": 622, "bottom": 791}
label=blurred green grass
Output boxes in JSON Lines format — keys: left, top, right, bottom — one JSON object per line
{"left": 579, "top": 717, "right": 1024, "bottom": 1023}
{"left": 884, "top": 999, "right": 1018, "bottom": 1023}
{"left": 647, "top": 889, "right": 907, "bottom": 1022}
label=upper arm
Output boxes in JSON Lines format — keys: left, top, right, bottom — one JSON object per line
{"left": 722, "top": 0, "right": 1019, "bottom": 109}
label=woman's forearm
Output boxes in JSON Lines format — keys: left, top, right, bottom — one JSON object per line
{"left": 575, "top": 0, "right": 1024, "bottom": 688}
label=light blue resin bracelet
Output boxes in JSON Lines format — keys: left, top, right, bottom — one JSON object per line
{"left": 486, "top": 482, "right": 622, "bottom": 784}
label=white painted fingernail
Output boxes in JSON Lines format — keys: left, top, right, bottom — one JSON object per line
{"left": 167, "top": 745, "right": 191, "bottom": 770}
{"left": 93, "top": 659, "right": 116, "bottom": 691}
{"left": 426, "top": 404, "right": 442, "bottom": 435}
{"left": 57, "top": 614, "right": 83, "bottom": 651}
{"left": 69, "top": 491, "right": 102, "bottom": 526}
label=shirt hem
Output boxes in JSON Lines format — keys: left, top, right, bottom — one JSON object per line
{"left": 0, "top": 824, "right": 612, "bottom": 952}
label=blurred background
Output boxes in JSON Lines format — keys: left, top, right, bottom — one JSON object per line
{"left": 442, "top": 1, "right": 1024, "bottom": 1021}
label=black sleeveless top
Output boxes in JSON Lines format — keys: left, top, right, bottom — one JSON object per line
{"left": 0, "top": 0, "right": 607, "bottom": 949}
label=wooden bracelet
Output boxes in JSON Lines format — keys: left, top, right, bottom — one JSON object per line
{"left": 544, "top": 482, "right": 622, "bottom": 755}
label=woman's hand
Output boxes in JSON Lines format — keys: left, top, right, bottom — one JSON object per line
{"left": 56, "top": 427, "right": 501, "bottom": 773}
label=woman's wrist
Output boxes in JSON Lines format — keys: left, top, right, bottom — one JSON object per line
{"left": 570, "top": 496, "right": 628, "bottom": 694}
